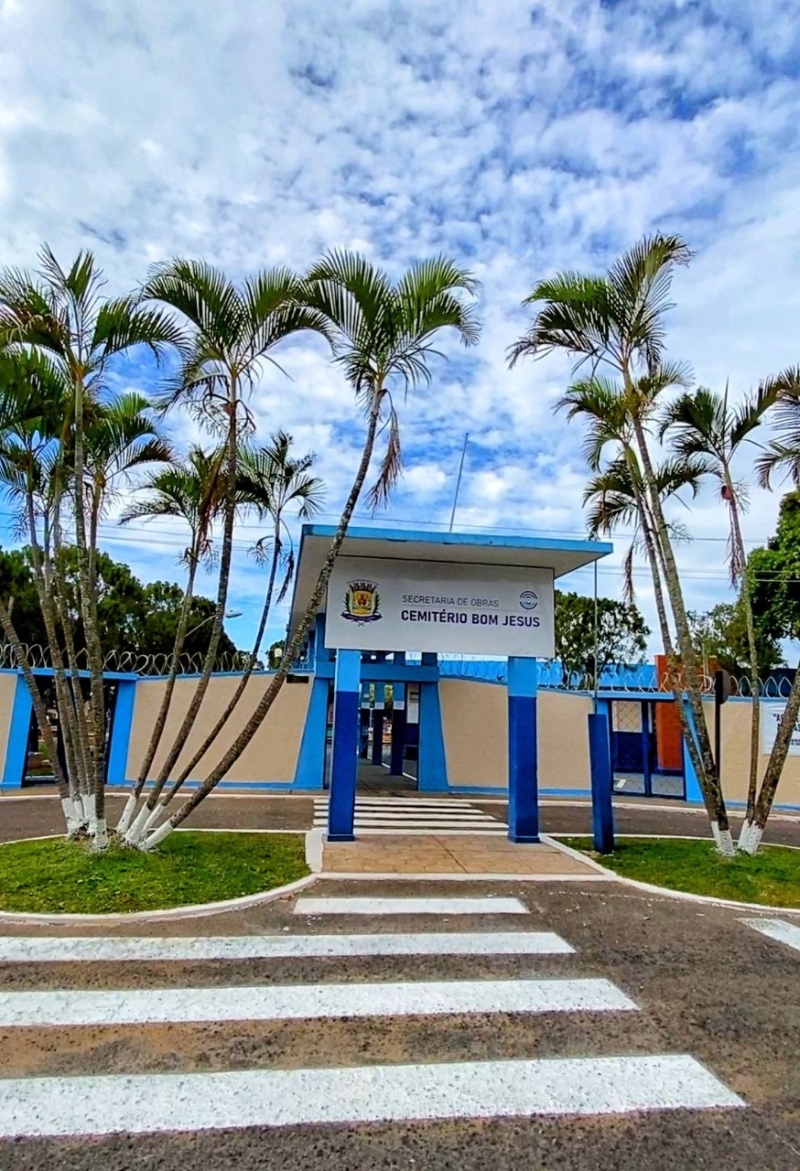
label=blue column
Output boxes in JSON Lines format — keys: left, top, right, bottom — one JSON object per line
{"left": 640, "top": 700, "right": 652, "bottom": 796}
{"left": 328, "top": 650, "right": 361, "bottom": 841}
{"left": 390, "top": 680, "right": 407, "bottom": 776}
{"left": 588, "top": 710, "right": 615, "bottom": 853}
{"left": 507, "top": 657, "right": 539, "bottom": 842}
{"left": 293, "top": 675, "right": 330, "bottom": 789}
{"left": 106, "top": 679, "right": 137, "bottom": 787}
{"left": 2, "top": 672, "right": 33, "bottom": 790}
{"left": 418, "top": 652, "right": 448, "bottom": 791}
{"left": 371, "top": 683, "right": 385, "bottom": 766}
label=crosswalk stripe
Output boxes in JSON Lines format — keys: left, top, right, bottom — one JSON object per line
{"left": 0, "top": 1054, "right": 744, "bottom": 1137}
{"left": 0, "top": 931, "right": 575, "bottom": 963}
{"left": 0, "top": 977, "right": 636, "bottom": 1027}
{"left": 295, "top": 896, "right": 528, "bottom": 915}
{"left": 740, "top": 917, "right": 800, "bottom": 953}
{"left": 312, "top": 820, "right": 501, "bottom": 829}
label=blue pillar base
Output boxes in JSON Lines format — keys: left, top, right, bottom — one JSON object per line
{"left": 328, "top": 651, "right": 361, "bottom": 841}
{"left": 588, "top": 711, "right": 615, "bottom": 854}
{"left": 507, "top": 658, "right": 540, "bottom": 844}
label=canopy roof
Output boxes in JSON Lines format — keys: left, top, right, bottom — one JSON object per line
{"left": 287, "top": 525, "right": 612, "bottom": 637}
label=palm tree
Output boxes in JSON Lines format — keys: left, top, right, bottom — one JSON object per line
{"left": 0, "top": 253, "right": 182, "bottom": 847}
{"left": 737, "top": 365, "right": 800, "bottom": 850}
{"left": 83, "top": 392, "right": 173, "bottom": 554}
{"left": 558, "top": 372, "right": 714, "bottom": 792}
{"left": 118, "top": 262, "right": 330, "bottom": 846}
{"left": 152, "top": 432, "right": 324, "bottom": 814}
{"left": 142, "top": 252, "right": 479, "bottom": 849}
{"left": 114, "top": 445, "right": 228, "bottom": 836}
{"left": 510, "top": 234, "right": 735, "bottom": 853}
{"left": 660, "top": 383, "right": 777, "bottom": 843}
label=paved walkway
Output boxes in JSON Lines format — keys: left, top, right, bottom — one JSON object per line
{"left": 321, "top": 834, "right": 598, "bottom": 876}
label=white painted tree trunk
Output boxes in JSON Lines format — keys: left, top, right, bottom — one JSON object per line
{"left": 61, "top": 797, "right": 83, "bottom": 838}
{"left": 92, "top": 818, "right": 109, "bottom": 851}
{"left": 143, "top": 805, "right": 164, "bottom": 834}
{"left": 142, "top": 820, "right": 174, "bottom": 851}
{"left": 81, "top": 792, "right": 97, "bottom": 835}
{"left": 716, "top": 828, "right": 735, "bottom": 857}
{"left": 737, "top": 819, "right": 753, "bottom": 852}
{"left": 115, "top": 794, "right": 139, "bottom": 836}
{"left": 738, "top": 823, "right": 763, "bottom": 856}
{"left": 710, "top": 821, "right": 722, "bottom": 849}
{"left": 124, "top": 803, "right": 152, "bottom": 847}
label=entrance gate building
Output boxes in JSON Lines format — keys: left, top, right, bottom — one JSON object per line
{"left": 287, "top": 526, "right": 612, "bottom": 843}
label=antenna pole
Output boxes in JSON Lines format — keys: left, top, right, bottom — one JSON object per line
{"left": 448, "top": 432, "right": 469, "bottom": 532}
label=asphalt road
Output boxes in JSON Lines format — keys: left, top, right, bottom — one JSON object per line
{"left": 0, "top": 877, "right": 798, "bottom": 1170}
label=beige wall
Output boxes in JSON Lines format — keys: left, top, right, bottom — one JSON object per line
{"left": 440, "top": 679, "right": 507, "bottom": 787}
{"left": 439, "top": 679, "right": 592, "bottom": 792}
{"left": 0, "top": 672, "right": 18, "bottom": 780}
{"left": 127, "top": 675, "right": 311, "bottom": 784}
{"left": 705, "top": 698, "right": 800, "bottom": 808}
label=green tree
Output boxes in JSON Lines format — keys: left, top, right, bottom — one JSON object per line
{"left": 155, "top": 431, "right": 324, "bottom": 812}
{"left": 0, "top": 249, "right": 182, "bottom": 845}
{"left": 661, "top": 383, "right": 776, "bottom": 835}
{"left": 687, "top": 603, "right": 782, "bottom": 678}
{"left": 118, "top": 263, "right": 330, "bottom": 846}
{"left": 510, "top": 234, "right": 735, "bottom": 854}
{"left": 555, "top": 590, "right": 649, "bottom": 685}
{"left": 144, "top": 252, "right": 480, "bottom": 849}
{"left": 115, "top": 446, "right": 229, "bottom": 833}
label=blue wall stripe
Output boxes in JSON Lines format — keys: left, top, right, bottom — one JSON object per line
{"left": 105, "top": 679, "right": 137, "bottom": 789}
{"left": 293, "top": 676, "right": 329, "bottom": 789}
{"left": 2, "top": 675, "right": 33, "bottom": 789}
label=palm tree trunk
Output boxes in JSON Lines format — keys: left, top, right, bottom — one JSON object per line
{"left": 626, "top": 457, "right": 712, "bottom": 822}
{"left": 157, "top": 526, "right": 282, "bottom": 812}
{"left": 71, "top": 374, "right": 107, "bottom": 847}
{"left": 724, "top": 482, "right": 761, "bottom": 850}
{"left": 115, "top": 547, "right": 200, "bottom": 836}
{"left": 630, "top": 414, "right": 732, "bottom": 850}
{"left": 126, "top": 387, "right": 239, "bottom": 845}
{"left": 23, "top": 477, "right": 83, "bottom": 822}
{"left": 143, "top": 389, "right": 385, "bottom": 849}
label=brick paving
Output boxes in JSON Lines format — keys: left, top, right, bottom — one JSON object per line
{"left": 321, "top": 835, "right": 598, "bottom": 875}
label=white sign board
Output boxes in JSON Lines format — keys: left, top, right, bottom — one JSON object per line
{"left": 760, "top": 701, "right": 800, "bottom": 755}
{"left": 324, "top": 556, "right": 555, "bottom": 657}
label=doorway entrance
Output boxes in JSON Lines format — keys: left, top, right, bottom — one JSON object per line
{"left": 610, "top": 699, "right": 686, "bottom": 799}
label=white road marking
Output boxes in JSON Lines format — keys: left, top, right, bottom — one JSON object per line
{"left": 0, "top": 931, "right": 575, "bottom": 963}
{"left": 0, "top": 978, "right": 634, "bottom": 1027}
{"left": 294, "top": 896, "right": 528, "bottom": 915}
{"left": 313, "top": 798, "right": 507, "bottom": 834}
{"left": 740, "top": 917, "right": 800, "bottom": 953}
{"left": 0, "top": 1054, "right": 744, "bottom": 1137}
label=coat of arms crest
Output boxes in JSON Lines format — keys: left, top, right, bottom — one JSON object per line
{"left": 342, "top": 580, "right": 382, "bottom": 624}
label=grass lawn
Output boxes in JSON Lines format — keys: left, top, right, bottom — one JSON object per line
{"left": 561, "top": 836, "right": 800, "bottom": 909}
{"left": 0, "top": 831, "right": 309, "bottom": 914}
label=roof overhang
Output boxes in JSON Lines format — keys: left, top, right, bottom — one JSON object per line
{"left": 287, "top": 525, "right": 613, "bottom": 637}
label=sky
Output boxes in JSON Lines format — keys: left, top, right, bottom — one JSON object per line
{"left": 1, "top": 0, "right": 799, "bottom": 659}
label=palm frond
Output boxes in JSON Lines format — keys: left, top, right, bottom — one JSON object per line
{"left": 365, "top": 403, "right": 402, "bottom": 512}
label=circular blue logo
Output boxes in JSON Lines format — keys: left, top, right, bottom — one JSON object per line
{"left": 519, "top": 590, "right": 538, "bottom": 611}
